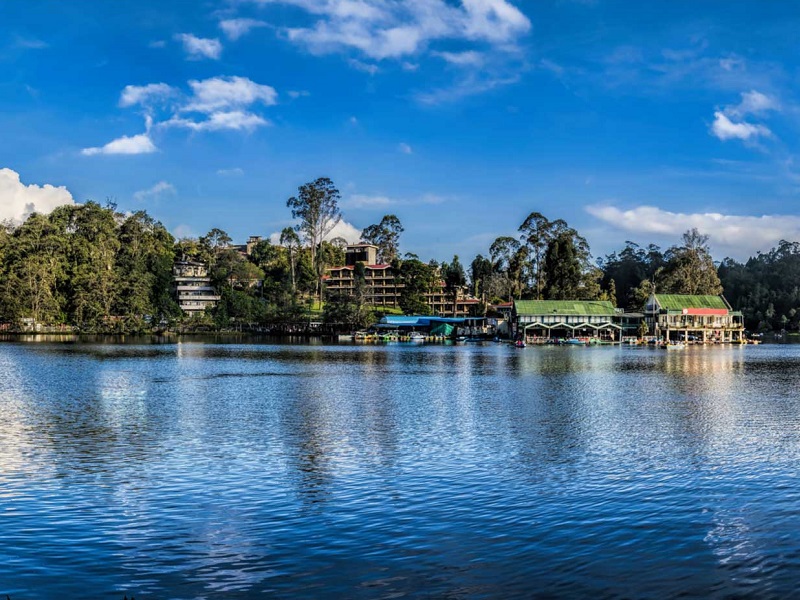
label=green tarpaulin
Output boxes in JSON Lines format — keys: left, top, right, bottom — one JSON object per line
{"left": 430, "top": 323, "right": 454, "bottom": 336}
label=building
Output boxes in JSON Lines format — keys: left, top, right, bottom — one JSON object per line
{"left": 644, "top": 294, "right": 744, "bottom": 343}
{"left": 173, "top": 261, "right": 221, "bottom": 314}
{"left": 513, "top": 300, "right": 621, "bottom": 341}
{"left": 324, "top": 243, "right": 479, "bottom": 317}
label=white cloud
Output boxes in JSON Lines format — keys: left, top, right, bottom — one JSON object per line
{"left": 0, "top": 168, "right": 74, "bottom": 223}
{"left": 726, "top": 90, "right": 780, "bottom": 118}
{"left": 587, "top": 204, "right": 800, "bottom": 257}
{"left": 435, "top": 50, "right": 485, "bottom": 67}
{"left": 219, "top": 18, "right": 268, "bottom": 40}
{"left": 119, "top": 83, "right": 178, "bottom": 107}
{"left": 398, "top": 142, "right": 413, "bottom": 154}
{"left": 342, "top": 194, "right": 394, "bottom": 208}
{"left": 132, "top": 181, "right": 176, "bottom": 202}
{"left": 710, "top": 90, "right": 779, "bottom": 143}
{"left": 217, "top": 167, "right": 245, "bottom": 176}
{"left": 287, "top": 90, "right": 311, "bottom": 99}
{"left": 175, "top": 33, "right": 223, "bottom": 60}
{"left": 164, "top": 110, "right": 269, "bottom": 132}
{"left": 183, "top": 76, "right": 278, "bottom": 113}
{"left": 260, "top": 0, "right": 529, "bottom": 61}
{"left": 81, "top": 133, "right": 157, "bottom": 156}
{"left": 711, "top": 111, "right": 771, "bottom": 141}
{"left": 173, "top": 224, "right": 196, "bottom": 239}
{"left": 269, "top": 218, "right": 362, "bottom": 245}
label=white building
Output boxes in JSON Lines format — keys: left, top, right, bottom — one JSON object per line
{"left": 173, "top": 261, "right": 220, "bottom": 314}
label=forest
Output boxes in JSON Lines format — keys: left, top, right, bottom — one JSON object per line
{"left": 0, "top": 177, "right": 797, "bottom": 333}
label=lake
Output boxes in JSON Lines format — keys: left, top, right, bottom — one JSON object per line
{"left": 1, "top": 339, "right": 799, "bottom": 598}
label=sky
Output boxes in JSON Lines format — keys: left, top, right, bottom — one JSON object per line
{"left": 2, "top": 0, "right": 800, "bottom": 262}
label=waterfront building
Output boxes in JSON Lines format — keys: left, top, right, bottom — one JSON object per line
{"left": 173, "top": 261, "right": 221, "bottom": 314}
{"left": 644, "top": 294, "right": 744, "bottom": 343}
{"left": 513, "top": 300, "right": 621, "bottom": 341}
{"left": 324, "top": 243, "right": 479, "bottom": 317}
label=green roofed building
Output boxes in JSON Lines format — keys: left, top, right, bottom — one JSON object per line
{"left": 513, "top": 300, "right": 621, "bottom": 342}
{"left": 644, "top": 294, "right": 744, "bottom": 343}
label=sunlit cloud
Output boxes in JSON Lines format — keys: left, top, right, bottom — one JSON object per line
{"left": 587, "top": 204, "right": 800, "bottom": 257}
{"left": 0, "top": 168, "right": 74, "bottom": 223}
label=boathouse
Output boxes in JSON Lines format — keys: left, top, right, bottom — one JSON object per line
{"left": 513, "top": 300, "right": 621, "bottom": 342}
{"left": 644, "top": 294, "right": 744, "bottom": 343}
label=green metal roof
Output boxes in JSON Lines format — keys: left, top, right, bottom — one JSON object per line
{"left": 514, "top": 300, "right": 616, "bottom": 316}
{"left": 654, "top": 294, "right": 728, "bottom": 310}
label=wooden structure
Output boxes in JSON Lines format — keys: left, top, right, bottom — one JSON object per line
{"left": 513, "top": 300, "right": 621, "bottom": 342}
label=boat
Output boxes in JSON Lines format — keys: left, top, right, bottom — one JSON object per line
{"left": 664, "top": 342, "right": 686, "bottom": 350}
{"left": 565, "top": 338, "right": 586, "bottom": 346}
{"left": 409, "top": 332, "right": 426, "bottom": 343}
{"left": 514, "top": 340, "right": 526, "bottom": 348}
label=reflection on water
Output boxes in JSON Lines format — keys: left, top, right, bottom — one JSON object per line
{"left": 2, "top": 341, "right": 800, "bottom": 598}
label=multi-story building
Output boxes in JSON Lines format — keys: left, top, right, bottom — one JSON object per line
{"left": 324, "top": 243, "right": 479, "bottom": 317}
{"left": 173, "top": 261, "right": 221, "bottom": 314}
{"left": 644, "top": 294, "right": 744, "bottom": 343}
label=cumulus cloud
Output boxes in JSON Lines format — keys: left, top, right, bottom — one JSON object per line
{"left": 0, "top": 168, "right": 74, "bottom": 223}
{"left": 269, "top": 219, "right": 362, "bottom": 245}
{"left": 219, "top": 18, "right": 267, "bottom": 40}
{"left": 587, "top": 204, "right": 800, "bottom": 257}
{"left": 266, "top": 0, "right": 530, "bottom": 60}
{"left": 119, "top": 83, "right": 178, "bottom": 107}
{"left": 132, "top": 181, "right": 176, "bottom": 202}
{"left": 711, "top": 111, "right": 772, "bottom": 141}
{"left": 183, "top": 76, "right": 278, "bottom": 113}
{"left": 710, "top": 90, "right": 778, "bottom": 142}
{"left": 81, "top": 133, "right": 157, "bottom": 156}
{"left": 435, "top": 50, "right": 485, "bottom": 67}
{"left": 175, "top": 33, "right": 223, "bottom": 60}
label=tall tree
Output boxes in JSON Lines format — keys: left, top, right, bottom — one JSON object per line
{"left": 286, "top": 177, "right": 342, "bottom": 300}
{"left": 518, "top": 213, "right": 566, "bottom": 299}
{"left": 542, "top": 232, "right": 583, "bottom": 300}
{"left": 659, "top": 228, "right": 723, "bottom": 296}
{"left": 443, "top": 255, "right": 466, "bottom": 316}
{"left": 395, "top": 257, "right": 436, "bottom": 315}
{"left": 280, "top": 227, "right": 301, "bottom": 296}
{"left": 361, "top": 214, "right": 404, "bottom": 263}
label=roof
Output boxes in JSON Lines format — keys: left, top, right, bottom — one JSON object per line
{"left": 380, "top": 315, "right": 484, "bottom": 326}
{"left": 513, "top": 300, "right": 617, "bottom": 316}
{"left": 653, "top": 294, "right": 729, "bottom": 311}
{"left": 326, "top": 264, "right": 391, "bottom": 271}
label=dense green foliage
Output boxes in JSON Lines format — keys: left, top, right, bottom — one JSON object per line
{"left": 0, "top": 203, "right": 179, "bottom": 331}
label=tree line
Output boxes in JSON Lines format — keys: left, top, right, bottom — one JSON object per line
{"left": 0, "top": 176, "right": 795, "bottom": 333}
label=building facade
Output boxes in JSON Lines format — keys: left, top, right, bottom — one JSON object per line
{"left": 173, "top": 261, "right": 221, "bottom": 314}
{"left": 513, "top": 300, "right": 621, "bottom": 341}
{"left": 324, "top": 243, "right": 479, "bottom": 317}
{"left": 644, "top": 294, "right": 744, "bottom": 343}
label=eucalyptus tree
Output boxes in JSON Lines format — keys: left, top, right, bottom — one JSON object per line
{"left": 280, "top": 226, "right": 301, "bottom": 296}
{"left": 286, "top": 177, "right": 342, "bottom": 300}
{"left": 361, "top": 214, "right": 404, "bottom": 263}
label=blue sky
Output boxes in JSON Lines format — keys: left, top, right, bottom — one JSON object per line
{"left": 2, "top": 0, "right": 800, "bottom": 261}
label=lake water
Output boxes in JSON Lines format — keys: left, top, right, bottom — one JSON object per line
{"left": 2, "top": 339, "right": 800, "bottom": 598}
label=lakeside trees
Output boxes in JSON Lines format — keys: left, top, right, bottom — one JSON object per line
{"left": 1, "top": 174, "right": 798, "bottom": 334}
{"left": 0, "top": 202, "right": 179, "bottom": 331}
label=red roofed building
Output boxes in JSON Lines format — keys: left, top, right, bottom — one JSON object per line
{"left": 324, "top": 243, "right": 480, "bottom": 316}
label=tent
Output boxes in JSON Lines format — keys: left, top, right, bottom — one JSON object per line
{"left": 430, "top": 322, "right": 455, "bottom": 336}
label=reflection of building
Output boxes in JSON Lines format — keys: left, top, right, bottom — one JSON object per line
{"left": 324, "top": 243, "right": 479, "bottom": 316}
{"left": 645, "top": 294, "right": 744, "bottom": 343}
{"left": 513, "top": 300, "right": 621, "bottom": 341}
{"left": 173, "top": 261, "right": 220, "bottom": 314}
